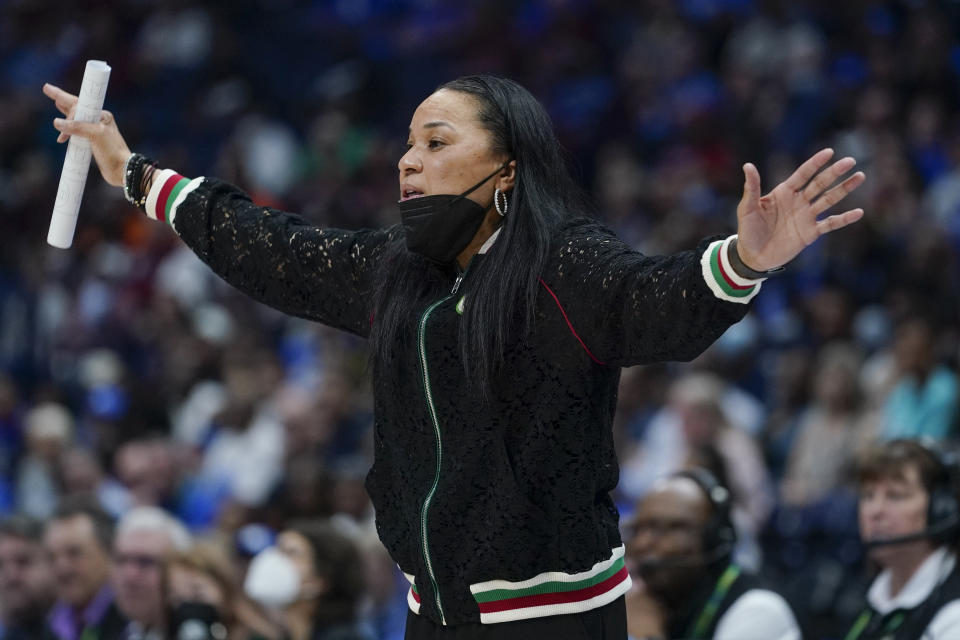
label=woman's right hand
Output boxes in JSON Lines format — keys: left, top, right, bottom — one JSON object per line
{"left": 43, "top": 83, "right": 132, "bottom": 187}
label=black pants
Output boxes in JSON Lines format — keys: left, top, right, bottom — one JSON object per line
{"left": 403, "top": 596, "right": 627, "bottom": 640}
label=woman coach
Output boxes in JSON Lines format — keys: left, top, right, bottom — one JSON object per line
{"left": 44, "top": 74, "right": 864, "bottom": 639}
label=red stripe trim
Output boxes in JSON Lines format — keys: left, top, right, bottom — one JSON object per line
{"left": 155, "top": 174, "right": 183, "bottom": 223}
{"left": 476, "top": 566, "right": 628, "bottom": 613}
{"left": 410, "top": 587, "right": 421, "bottom": 604}
{"left": 539, "top": 279, "right": 606, "bottom": 365}
{"left": 716, "top": 245, "right": 754, "bottom": 291}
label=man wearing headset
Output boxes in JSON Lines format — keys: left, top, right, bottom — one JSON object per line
{"left": 623, "top": 468, "right": 800, "bottom": 640}
{"left": 845, "top": 439, "right": 960, "bottom": 640}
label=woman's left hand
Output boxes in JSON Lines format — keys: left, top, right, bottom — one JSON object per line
{"left": 735, "top": 148, "right": 865, "bottom": 272}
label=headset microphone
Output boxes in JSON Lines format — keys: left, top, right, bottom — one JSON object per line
{"left": 863, "top": 512, "right": 960, "bottom": 548}
{"left": 861, "top": 439, "right": 960, "bottom": 548}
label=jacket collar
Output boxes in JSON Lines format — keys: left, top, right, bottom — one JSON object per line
{"left": 868, "top": 546, "right": 956, "bottom": 614}
{"left": 478, "top": 227, "right": 501, "bottom": 254}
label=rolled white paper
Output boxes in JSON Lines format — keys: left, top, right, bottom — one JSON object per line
{"left": 47, "top": 60, "right": 111, "bottom": 249}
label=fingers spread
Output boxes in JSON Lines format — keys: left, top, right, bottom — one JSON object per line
{"left": 811, "top": 171, "right": 866, "bottom": 214}
{"left": 815, "top": 208, "right": 865, "bottom": 237}
{"left": 783, "top": 148, "right": 835, "bottom": 191}
{"left": 802, "top": 157, "right": 857, "bottom": 201}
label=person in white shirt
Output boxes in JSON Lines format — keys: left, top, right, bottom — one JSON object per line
{"left": 844, "top": 438, "right": 960, "bottom": 640}
{"left": 623, "top": 468, "right": 800, "bottom": 640}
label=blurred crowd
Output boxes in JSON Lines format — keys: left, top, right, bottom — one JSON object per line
{"left": 1, "top": 0, "right": 960, "bottom": 638}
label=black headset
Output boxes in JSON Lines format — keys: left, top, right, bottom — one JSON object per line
{"left": 672, "top": 467, "right": 737, "bottom": 560}
{"left": 863, "top": 439, "right": 960, "bottom": 548}
{"left": 917, "top": 439, "right": 960, "bottom": 545}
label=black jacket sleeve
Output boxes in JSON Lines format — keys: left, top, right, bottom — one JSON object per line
{"left": 168, "top": 177, "right": 396, "bottom": 337}
{"left": 542, "top": 219, "right": 754, "bottom": 367}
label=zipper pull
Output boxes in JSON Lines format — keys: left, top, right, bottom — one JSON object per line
{"left": 451, "top": 274, "right": 464, "bottom": 294}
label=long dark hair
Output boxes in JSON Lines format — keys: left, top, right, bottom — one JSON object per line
{"left": 370, "top": 75, "right": 592, "bottom": 394}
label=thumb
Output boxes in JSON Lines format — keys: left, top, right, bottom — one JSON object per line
{"left": 740, "top": 162, "right": 761, "bottom": 208}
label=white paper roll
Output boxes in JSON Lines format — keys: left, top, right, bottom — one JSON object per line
{"left": 47, "top": 60, "right": 111, "bottom": 249}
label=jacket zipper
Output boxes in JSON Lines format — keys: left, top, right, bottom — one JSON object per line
{"left": 417, "top": 293, "right": 453, "bottom": 625}
{"left": 416, "top": 265, "right": 472, "bottom": 625}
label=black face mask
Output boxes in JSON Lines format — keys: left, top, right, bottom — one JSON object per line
{"left": 398, "top": 162, "right": 508, "bottom": 265}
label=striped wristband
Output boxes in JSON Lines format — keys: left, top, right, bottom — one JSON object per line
{"left": 700, "top": 235, "right": 764, "bottom": 303}
{"left": 144, "top": 169, "right": 199, "bottom": 226}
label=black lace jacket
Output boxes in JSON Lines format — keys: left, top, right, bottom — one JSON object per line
{"left": 165, "top": 176, "right": 752, "bottom": 626}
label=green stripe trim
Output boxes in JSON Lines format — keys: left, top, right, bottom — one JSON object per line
{"left": 709, "top": 243, "right": 755, "bottom": 298}
{"left": 164, "top": 178, "right": 190, "bottom": 224}
{"left": 843, "top": 611, "right": 871, "bottom": 640}
{"left": 472, "top": 557, "right": 625, "bottom": 603}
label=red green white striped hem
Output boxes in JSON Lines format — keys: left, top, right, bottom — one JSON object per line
{"left": 467, "top": 545, "right": 632, "bottom": 624}
{"left": 404, "top": 572, "right": 421, "bottom": 615}
{"left": 700, "top": 235, "right": 764, "bottom": 304}
{"left": 145, "top": 169, "right": 204, "bottom": 228}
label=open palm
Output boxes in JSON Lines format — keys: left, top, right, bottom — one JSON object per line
{"left": 735, "top": 149, "right": 865, "bottom": 272}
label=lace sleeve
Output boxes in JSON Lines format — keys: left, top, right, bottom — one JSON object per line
{"left": 146, "top": 171, "right": 394, "bottom": 337}
{"left": 543, "top": 219, "right": 761, "bottom": 367}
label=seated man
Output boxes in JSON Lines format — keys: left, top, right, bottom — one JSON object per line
{"left": 0, "top": 515, "right": 56, "bottom": 639}
{"left": 624, "top": 468, "right": 800, "bottom": 640}
{"left": 112, "top": 507, "right": 192, "bottom": 640}
{"left": 844, "top": 439, "right": 960, "bottom": 640}
{"left": 44, "top": 496, "right": 128, "bottom": 640}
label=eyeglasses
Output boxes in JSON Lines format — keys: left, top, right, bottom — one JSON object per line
{"left": 627, "top": 518, "right": 703, "bottom": 539}
{"left": 113, "top": 553, "right": 162, "bottom": 570}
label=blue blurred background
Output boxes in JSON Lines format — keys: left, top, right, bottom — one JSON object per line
{"left": 2, "top": 0, "right": 960, "bottom": 637}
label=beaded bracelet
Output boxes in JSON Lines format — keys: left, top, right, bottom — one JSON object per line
{"left": 122, "top": 153, "right": 159, "bottom": 211}
{"left": 122, "top": 153, "right": 137, "bottom": 204}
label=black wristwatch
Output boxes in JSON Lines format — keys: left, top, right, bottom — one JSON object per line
{"left": 729, "top": 237, "right": 785, "bottom": 278}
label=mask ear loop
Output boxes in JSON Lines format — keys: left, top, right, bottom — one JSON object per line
{"left": 455, "top": 160, "right": 512, "bottom": 201}
{"left": 494, "top": 188, "right": 508, "bottom": 217}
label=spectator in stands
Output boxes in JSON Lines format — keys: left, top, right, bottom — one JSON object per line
{"left": 624, "top": 469, "right": 800, "bottom": 640}
{"left": 0, "top": 515, "right": 56, "bottom": 639}
{"left": 245, "top": 519, "right": 373, "bottom": 640}
{"left": 882, "top": 317, "right": 958, "bottom": 441}
{"left": 44, "top": 495, "right": 127, "bottom": 640}
{"left": 843, "top": 439, "right": 960, "bottom": 639}
{"left": 112, "top": 506, "right": 191, "bottom": 640}
{"left": 15, "top": 403, "right": 73, "bottom": 519}
{"left": 780, "top": 342, "right": 872, "bottom": 506}
{"left": 165, "top": 542, "right": 284, "bottom": 640}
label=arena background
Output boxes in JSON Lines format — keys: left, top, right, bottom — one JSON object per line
{"left": 2, "top": 1, "right": 960, "bottom": 638}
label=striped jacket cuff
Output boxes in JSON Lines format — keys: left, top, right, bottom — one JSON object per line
{"left": 700, "top": 235, "right": 764, "bottom": 304}
{"left": 467, "top": 545, "right": 631, "bottom": 624}
{"left": 144, "top": 169, "right": 204, "bottom": 229}
{"left": 403, "top": 572, "right": 421, "bottom": 615}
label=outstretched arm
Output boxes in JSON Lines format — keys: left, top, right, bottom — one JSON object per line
{"left": 544, "top": 151, "right": 866, "bottom": 367}
{"left": 43, "top": 83, "right": 391, "bottom": 337}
